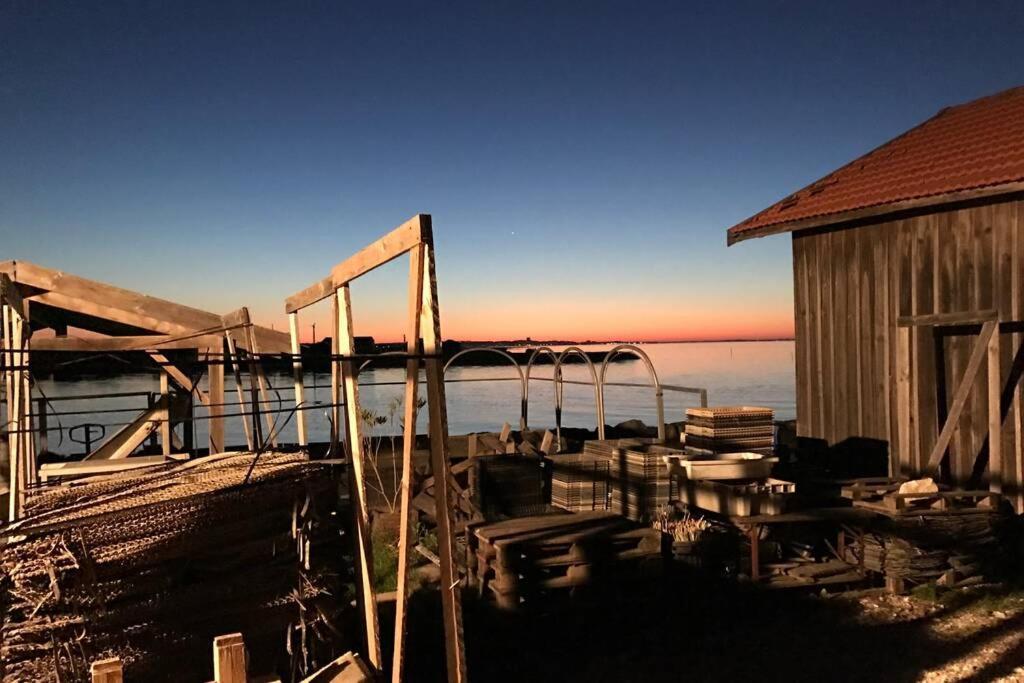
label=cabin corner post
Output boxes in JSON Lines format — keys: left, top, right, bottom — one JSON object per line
{"left": 336, "top": 285, "right": 383, "bottom": 669}
{"left": 288, "top": 311, "right": 307, "bottom": 446}
{"left": 420, "top": 237, "right": 469, "bottom": 683}
{"left": 392, "top": 242, "right": 426, "bottom": 683}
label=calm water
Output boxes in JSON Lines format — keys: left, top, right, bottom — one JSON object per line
{"left": 31, "top": 341, "right": 795, "bottom": 455}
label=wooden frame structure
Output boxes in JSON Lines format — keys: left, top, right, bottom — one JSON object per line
{"left": 286, "top": 214, "right": 467, "bottom": 683}
{"left": 0, "top": 262, "right": 290, "bottom": 518}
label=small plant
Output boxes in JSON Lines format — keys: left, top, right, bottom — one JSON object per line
{"left": 359, "top": 393, "right": 426, "bottom": 514}
{"left": 652, "top": 507, "right": 711, "bottom": 544}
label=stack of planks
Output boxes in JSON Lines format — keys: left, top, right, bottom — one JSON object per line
{"left": 843, "top": 511, "right": 1005, "bottom": 589}
{"left": 684, "top": 407, "right": 774, "bottom": 456}
{"left": 0, "top": 451, "right": 349, "bottom": 682}
{"left": 467, "top": 511, "right": 662, "bottom": 609}
{"left": 549, "top": 453, "right": 610, "bottom": 512}
{"left": 583, "top": 439, "right": 679, "bottom": 522}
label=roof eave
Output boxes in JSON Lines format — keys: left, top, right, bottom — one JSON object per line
{"left": 726, "top": 180, "right": 1024, "bottom": 246}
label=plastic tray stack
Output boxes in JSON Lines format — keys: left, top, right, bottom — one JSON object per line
{"left": 685, "top": 406, "right": 775, "bottom": 456}
{"left": 583, "top": 439, "right": 681, "bottom": 522}
{"left": 549, "top": 453, "right": 611, "bottom": 512}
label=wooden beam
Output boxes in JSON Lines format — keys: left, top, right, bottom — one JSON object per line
{"left": 988, "top": 327, "right": 1002, "bottom": 493}
{"left": 727, "top": 182, "right": 1024, "bottom": 245}
{"left": 392, "top": 243, "right": 425, "bottom": 683}
{"left": 225, "top": 332, "right": 254, "bottom": 451}
{"left": 337, "top": 285, "right": 383, "bottom": 669}
{"left": 419, "top": 242, "right": 468, "bottom": 683}
{"left": 213, "top": 633, "right": 247, "bottom": 683}
{"left": 39, "top": 456, "right": 171, "bottom": 482}
{"left": 285, "top": 215, "right": 431, "bottom": 313}
{"left": 926, "top": 320, "right": 997, "bottom": 474}
{"left": 208, "top": 343, "right": 226, "bottom": 454}
{"left": 897, "top": 310, "right": 999, "bottom": 327}
{"left": 0, "top": 273, "right": 25, "bottom": 316}
{"left": 147, "top": 352, "right": 210, "bottom": 406}
{"left": 159, "top": 371, "right": 172, "bottom": 457}
{"left": 289, "top": 312, "right": 307, "bottom": 446}
{"left": 30, "top": 333, "right": 228, "bottom": 352}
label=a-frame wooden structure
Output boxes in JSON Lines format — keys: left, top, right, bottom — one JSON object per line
{"left": 0, "top": 262, "right": 290, "bottom": 518}
{"left": 286, "top": 215, "right": 467, "bottom": 683}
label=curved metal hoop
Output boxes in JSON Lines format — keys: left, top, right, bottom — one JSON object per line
{"left": 444, "top": 347, "right": 528, "bottom": 430}
{"left": 552, "top": 347, "right": 603, "bottom": 442}
{"left": 598, "top": 344, "right": 665, "bottom": 441}
{"left": 524, "top": 347, "right": 561, "bottom": 433}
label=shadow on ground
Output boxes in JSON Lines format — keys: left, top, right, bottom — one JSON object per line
{"left": 383, "top": 564, "right": 1024, "bottom": 682}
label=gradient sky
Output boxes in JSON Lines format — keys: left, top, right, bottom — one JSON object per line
{"left": 2, "top": 1, "right": 1023, "bottom": 343}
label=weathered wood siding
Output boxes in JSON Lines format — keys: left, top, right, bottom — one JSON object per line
{"left": 792, "top": 197, "right": 1024, "bottom": 507}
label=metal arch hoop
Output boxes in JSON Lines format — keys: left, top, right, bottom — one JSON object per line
{"left": 524, "top": 347, "right": 561, "bottom": 434}
{"left": 444, "top": 347, "right": 528, "bottom": 431}
{"left": 599, "top": 344, "right": 665, "bottom": 441}
{"left": 553, "top": 346, "right": 603, "bottom": 443}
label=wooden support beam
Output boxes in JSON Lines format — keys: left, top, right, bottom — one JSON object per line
{"left": 285, "top": 215, "right": 430, "bottom": 313}
{"left": 243, "top": 321, "right": 278, "bottom": 448}
{"left": 0, "top": 274, "right": 25, "bottom": 318}
{"left": 419, "top": 240, "right": 468, "bottom": 683}
{"left": 897, "top": 309, "right": 999, "bottom": 328}
{"left": 337, "top": 285, "right": 383, "bottom": 669}
{"left": 213, "top": 633, "right": 248, "bottom": 683}
{"left": 392, "top": 243, "right": 425, "bottom": 683}
{"left": 31, "top": 333, "right": 227, "bottom": 352}
{"left": 926, "top": 320, "right": 997, "bottom": 474}
{"left": 225, "top": 332, "right": 254, "bottom": 451}
{"left": 159, "top": 371, "right": 172, "bottom": 457}
{"left": 289, "top": 312, "right": 307, "bottom": 446}
{"left": 90, "top": 657, "right": 124, "bottom": 683}
{"left": 299, "top": 652, "right": 374, "bottom": 683}
{"left": 896, "top": 326, "right": 911, "bottom": 477}
{"left": 148, "top": 352, "right": 210, "bottom": 406}
{"left": 39, "top": 456, "right": 173, "bottom": 482}
{"left": 208, "top": 343, "right": 225, "bottom": 454}
{"left": 988, "top": 327, "right": 1002, "bottom": 493}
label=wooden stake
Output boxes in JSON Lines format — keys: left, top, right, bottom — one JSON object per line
{"left": 90, "top": 657, "right": 124, "bottom": 683}
{"left": 337, "top": 285, "right": 383, "bottom": 669}
{"left": 289, "top": 312, "right": 307, "bottom": 446}
{"left": 392, "top": 243, "right": 425, "bottom": 683}
{"left": 213, "top": 633, "right": 247, "bottom": 683}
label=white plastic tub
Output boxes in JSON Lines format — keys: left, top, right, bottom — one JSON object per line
{"left": 678, "top": 452, "right": 777, "bottom": 481}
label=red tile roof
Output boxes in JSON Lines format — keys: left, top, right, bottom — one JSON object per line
{"left": 727, "top": 85, "right": 1024, "bottom": 244}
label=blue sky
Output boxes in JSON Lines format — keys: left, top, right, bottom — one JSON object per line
{"left": 2, "top": 1, "right": 1023, "bottom": 341}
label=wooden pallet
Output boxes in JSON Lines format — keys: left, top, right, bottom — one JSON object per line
{"left": 845, "top": 485, "right": 1000, "bottom": 516}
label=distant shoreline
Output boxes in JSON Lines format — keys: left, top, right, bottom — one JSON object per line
{"left": 447, "top": 337, "right": 795, "bottom": 347}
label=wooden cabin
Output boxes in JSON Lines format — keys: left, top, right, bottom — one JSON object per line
{"left": 727, "top": 85, "right": 1024, "bottom": 510}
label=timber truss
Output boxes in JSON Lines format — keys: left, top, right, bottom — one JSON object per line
{"left": 0, "top": 261, "right": 290, "bottom": 518}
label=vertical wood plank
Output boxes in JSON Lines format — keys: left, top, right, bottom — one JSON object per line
{"left": 330, "top": 294, "right": 341, "bottom": 457}
{"left": 90, "top": 657, "right": 124, "bottom": 683}
{"left": 420, "top": 241, "right": 468, "bottom": 683}
{"left": 896, "top": 325, "right": 911, "bottom": 478}
{"left": 337, "top": 286, "right": 383, "bottom": 669}
{"left": 392, "top": 244, "right": 426, "bottom": 683}
{"left": 1012, "top": 201, "right": 1024, "bottom": 511}
{"left": 208, "top": 342, "right": 225, "bottom": 454}
{"left": 989, "top": 324, "right": 1002, "bottom": 493}
{"left": 159, "top": 371, "right": 171, "bottom": 456}
{"left": 224, "top": 333, "right": 254, "bottom": 451}
{"left": 289, "top": 312, "right": 307, "bottom": 446}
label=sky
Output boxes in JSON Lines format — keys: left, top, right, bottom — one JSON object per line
{"left": 2, "top": 1, "right": 1023, "bottom": 343}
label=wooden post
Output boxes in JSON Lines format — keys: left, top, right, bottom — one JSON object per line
{"left": 419, "top": 240, "right": 468, "bottom": 683}
{"left": 289, "top": 312, "right": 307, "bottom": 446}
{"left": 90, "top": 657, "right": 124, "bottom": 683}
{"left": 330, "top": 294, "right": 341, "bottom": 457}
{"left": 896, "top": 325, "right": 911, "bottom": 478}
{"left": 225, "top": 333, "right": 254, "bottom": 450}
{"left": 208, "top": 342, "right": 225, "bottom": 454}
{"left": 337, "top": 285, "right": 383, "bottom": 669}
{"left": 159, "top": 370, "right": 171, "bottom": 456}
{"left": 213, "top": 633, "right": 247, "bottom": 683}
{"left": 392, "top": 243, "right": 425, "bottom": 683}
{"left": 988, "top": 326, "right": 1002, "bottom": 493}
{"left": 244, "top": 322, "right": 278, "bottom": 448}
{"left": 3, "top": 304, "right": 17, "bottom": 521}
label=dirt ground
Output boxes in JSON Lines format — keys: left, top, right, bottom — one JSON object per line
{"left": 391, "top": 567, "right": 1024, "bottom": 682}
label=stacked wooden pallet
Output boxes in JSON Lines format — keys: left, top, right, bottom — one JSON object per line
{"left": 583, "top": 439, "right": 681, "bottom": 522}
{"left": 468, "top": 511, "right": 662, "bottom": 609}
{"left": 0, "top": 452, "right": 348, "bottom": 682}
{"left": 840, "top": 481, "right": 1005, "bottom": 590}
{"left": 684, "top": 406, "right": 774, "bottom": 456}
{"left": 549, "top": 453, "right": 610, "bottom": 512}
